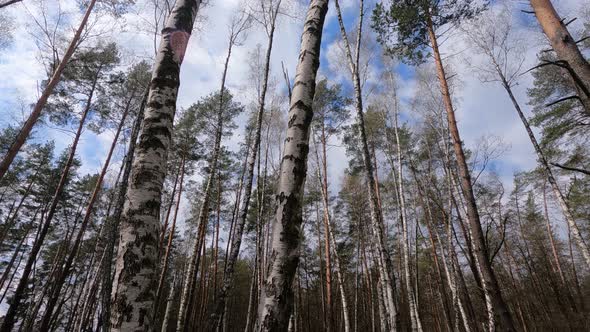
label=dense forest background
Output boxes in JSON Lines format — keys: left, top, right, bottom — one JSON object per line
{"left": 0, "top": 0, "right": 588, "bottom": 330}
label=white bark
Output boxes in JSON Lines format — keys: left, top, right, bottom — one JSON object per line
{"left": 256, "top": 0, "right": 329, "bottom": 328}
{"left": 110, "top": 0, "right": 201, "bottom": 329}
{"left": 332, "top": 0, "right": 399, "bottom": 328}
{"left": 392, "top": 95, "right": 423, "bottom": 332}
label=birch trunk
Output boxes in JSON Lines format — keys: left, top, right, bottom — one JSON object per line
{"left": 255, "top": 0, "right": 329, "bottom": 328}
{"left": 212, "top": 2, "right": 282, "bottom": 328}
{"left": 333, "top": 0, "right": 399, "bottom": 328}
{"left": 392, "top": 98, "right": 422, "bottom": 332}
{"left": 177, "top": 23, "right": 236, "bottom": 331}
{"left": 0, "top": 0, "right": 98, "bottom": 181}
{"left": 110, "top": 0, "right": 201, "bottom": 328}
{"left": 530, "top": 0, "right": 590, "bottom": 114}
{"left": 101, "top": 88, "right": 146, "bottom": 331}
{"left": 425, "top": 14, "right": 516, "bottom": 331}
{"left": 498, "top": 71, "right": 590, "bottom": 266}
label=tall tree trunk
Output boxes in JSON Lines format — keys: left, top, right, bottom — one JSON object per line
{"left": 160, "top": 273, "right": 177, "bottom": 332}
{"left": 0, "top": 0, "right": 98, "bottom": 181}
{"left": 333, "top": 0, "right": 399, "bottom": 328}
{"left": 0, "top": 82, "right": 97, "bottom": 332}
{"left": 318, "top": 130, "right": 335, "bottom": 332}
{"left": 392, "top": 99, "right": 423, "bottom": 332}
{"left": 110, "top": 0, "right": 201, "bottom": 329}
{"left": 177, "top": 26, "right": 235, "bottom": 332}
{"left": 213, "top": 171, "right": 221, "bottom": 299}
{"left": 498, "top": 71, "right": 590, "bottom": 266}
{"left": 425, "top": 14, "right": 516, "bottom": 332}
{"left": 255, "top": 0, "right": 328, "bottom": 328}
{"left": 530, "top": 0, "right": 590, "bottom": 114}
{"left": 101, "top": 88, "right": 147, "bottom": 332}
{"left": 312, "top": 131, "right": 351, "bottom": 332}
{"left": 212, "top": 2, "right": 283, "bottom": 328}
{"left": 39, "top": 88, "right": 133, "bottom": 332}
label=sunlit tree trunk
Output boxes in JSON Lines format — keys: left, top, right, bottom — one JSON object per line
{"left": 110, "top": 0, "right": 202, "bottom": 329}
{"left": 425, "top": 13, "right": 516, "bottom": 332}
{"left": 255, "top": 0, "right": 329, "bottom": 328}
{"left": 530, "top": 0, "right": 590, "bottom": 114}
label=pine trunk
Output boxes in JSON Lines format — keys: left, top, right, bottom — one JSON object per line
{"left": 426, "top": 15, "right": 516, "bottom": 331}
{"left": 0, "top": 0, "right": 98, "bottom": 181}
{"left": 530, "top": 0, "right": 590, "bottom": 114}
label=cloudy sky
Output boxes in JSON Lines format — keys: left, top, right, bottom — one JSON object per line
{"left": 0, "top": 0, "right": 586, "bottom": 226}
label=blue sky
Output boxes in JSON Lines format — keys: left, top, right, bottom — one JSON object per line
{"left": 0, "top": 0, "right": 586, "bottom": 229}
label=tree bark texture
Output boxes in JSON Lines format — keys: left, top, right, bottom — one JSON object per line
{"left": 110, "top": 0, "right": 201, "bottom": 329}
{"left": 256, "top": 0, "right": 329, "bottom": 329}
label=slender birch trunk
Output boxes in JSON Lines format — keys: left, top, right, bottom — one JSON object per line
{"left": 333, "top": 0, "right": 399, "bottom": 328}
{"left": 212, "top": 3, "right": 282, "bottom": 328}
{"left": 498, "top": 71, "right": 590, "bottom": 266}
{"left": 110, "top": 0, "right": 201, "bottom": 329}
{"left": 0, "top": 0, "right": 98, "bottom": 181}
{"left": 425, "top": 13, "right": 516, "bottom": 331}
{"left": 101, "top": 88, "right": 146, "bottom": 332}
{"left": 255, "top": 0, "right": 329, "bottom": 328}
{"left": 530, "top": 0, "right": 590, "bottom": 114}
{"left": 392, "top": 97, "right": 423, "bottom": 332}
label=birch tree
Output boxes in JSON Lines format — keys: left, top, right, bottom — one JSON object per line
{"left": 256, "top": 0, "right": 329, "bottom": 328}
{"left": 110, "top": 0, "right": 202, "bottom": 329}
{"left": 464, "top": 4, "right": 590, "bottom": 268}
